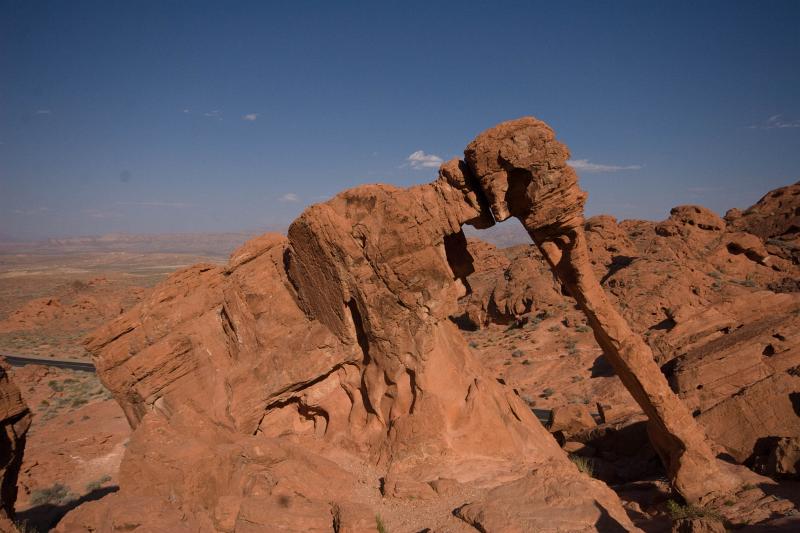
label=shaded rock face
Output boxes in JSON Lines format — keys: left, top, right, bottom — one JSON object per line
{"left": 0, "top": 365, "right": 31, "bottom": 529}
{"left": 726, "top": 181, "right": 800, "bottom": 264}
{"left": 750, "top": 436, "right": 800, "bottom": 478}
{"left": 65, "top": 132, "right": 639, "bottom": 531}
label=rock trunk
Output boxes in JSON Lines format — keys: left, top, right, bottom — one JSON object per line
{"left": 464, "top": 117, "right": 740, "bottom": 502}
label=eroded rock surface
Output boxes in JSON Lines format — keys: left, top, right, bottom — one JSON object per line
{"left": 453, "top": 174, "right": 800, "bottom": 526}
{"left": 0, "top": 365, "right": 31, "bottom": 530}
{"left": 62, "top": 129, "right": 639, "bottom": 531}
{"left": 463, "top": 117, "right": 740, "bottom": 502}
{"left": 726, "top": 181, "right": 800, "bottom": 264}
{"left": 56, "top": 118, "right": 797, "bottom": 530}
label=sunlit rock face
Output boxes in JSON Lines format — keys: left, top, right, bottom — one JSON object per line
{"left": 65, "top": 116, "right": 763, "bottom": 531}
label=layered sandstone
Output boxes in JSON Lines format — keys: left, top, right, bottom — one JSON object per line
{"left": 0, "top": 365, "right": 31, "bottom": 531}
{"left": 457, "top": 176, "right": 800, "bottom": 498}
{"left": 61, "top": 128, "right": 640, "bottom": 531}
{"left": 56, "top": 117, "right": 796, "bottom": 531}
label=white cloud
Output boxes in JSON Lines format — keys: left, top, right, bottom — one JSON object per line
{"left": 182, "top": 109, "right": 190, "bottom": 114}
{"left": 35, "top": 109, "right": 51, "bottom": 115}
{"left": 567, "top": 159, "right": 642, "bottom": 173}
{"left": 83, "top": 209, "right": 121, "bottom": 219}
{"left": 749, "top": 114, "right": 800, "bottom": 129}
{"left": 407, "top": 150, "right": 444, "bottom": 169}
{"left": 242, "top": 113, "right": 259, "bottom": 121}
{"left": 279, "top": 193, "right": 299, "bottom": 203}
{"left": 13, "top": 207, "right": 49, "bottom": 215}
{"left": 204, "top": 110, "right": 222, "bottom": 118}
{"left": 115, "top": 201, "right": 190, "bottom": 208}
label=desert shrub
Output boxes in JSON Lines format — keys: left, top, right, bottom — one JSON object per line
{"left": 665, "top": 499, "right": 722, "bottom": 521}
{"left": 71, "top": 398, "right": 88, "bottom": 408}
{"left": 85, "top": 475, "right": 112, "bottom": 492}
{"left": 511, "top": 349, "right": 524, "bottom": 358}
{"left": 541, "top": 388, "right": 555, "bottom": 398}
{"left": 505, "top": 320, "right": 524, "bottom": 331}
{"left": 375, "top": 514, "right": 388, "bottom": 533}
{"left": 547, "top": 325, "right": 560, "bottom": 333}
{"left": 569, "top": 455, "right": 594, "bottom": 476}
{"left": 565, "top": 339, "right": 578, "bottom": 355}
{"left": 30, "top": 483, "right": 72, "bottom": 506}
{"left": 13, "top": 521, "right": 37, "bottom": 533}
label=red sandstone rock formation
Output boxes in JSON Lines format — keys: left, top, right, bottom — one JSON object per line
{"left": 463, "top": 117, "right": 741, "bottom": 503}
{"left": 0, "top": 365, "right": 31, "bottom": 531}
{"left": 456, "top": 176, "right": 800, "bottom": 501}
{"left": 57, "top": 117, "right": 794, "bottom": 530}
{"left": 61, "top": 134, "right": 637, "bottom": 531}
{"left": 726, "top": 181, "right": 800, "bottom": 264}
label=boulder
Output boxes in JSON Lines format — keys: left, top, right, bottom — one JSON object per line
{"left": 751, "top": 437, "right": 800, "bottom": 478}
{"left": 548, "top": 404, "right": 597, "bottom": 439}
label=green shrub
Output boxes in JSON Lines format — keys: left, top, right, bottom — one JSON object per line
{"left": 569, "top": 455, "right": 594, "bottom": 477}
{"left": 85, "top": 475, "right": 112, "bottom": 492}
{"left": 30, "top": 483, "right": 72, "bottom": 506}
{"left": 665, "top": 499, "right": 722, "bottom": 522}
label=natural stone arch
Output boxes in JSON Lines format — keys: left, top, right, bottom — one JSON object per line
{"left": 286, "top": 116, "right": 740, "bottom": 503}
{"left": 460, "top": 117, "right": 741, "bottom": 502}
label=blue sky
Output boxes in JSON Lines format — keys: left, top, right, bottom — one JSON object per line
{"left": 1, "top": 1, "right": 798, "bottom": 240}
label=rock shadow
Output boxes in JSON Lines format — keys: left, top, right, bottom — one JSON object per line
{"left": 16, "top": 485, "right": 118, "bottom": 532}
{"left": 590, "top": 354, "right": 616, "bottom": 378}
{"left": 593, "top": 502, "right": 630, "bottom": 532}
{"left": 600, "top": 256, "right": 636, "bottom": 285}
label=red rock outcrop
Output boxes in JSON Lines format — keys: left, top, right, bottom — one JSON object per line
{"left": 456, "top": 241, "right": 564, "bottom": 328}
{"left": 58, "top": 117, "right": 799, "bottom": 530}
{"left": 62, "top": 137, "right": 638, "bottom": 531}
{"left": 456, "top": 174, "right": 800, "bottom": 504}
{"left": 463, "top": 117, "right": 740, "bottom": 503}
{"left": 725, "top": 181, "right": 800, "bottom": 264}
{"left": 0, "top": 365, "right": 31, "bottom": 531}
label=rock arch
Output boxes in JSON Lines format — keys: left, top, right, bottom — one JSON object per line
{"left": 70, "top": 117, "right": 745, "bottom": 531}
